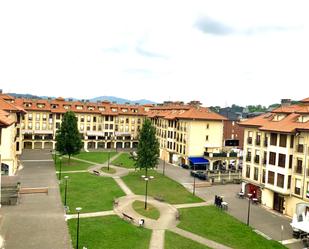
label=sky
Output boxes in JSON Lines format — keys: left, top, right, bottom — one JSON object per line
{"left": 0, "top": 0, "right": 308, "bottom": 107}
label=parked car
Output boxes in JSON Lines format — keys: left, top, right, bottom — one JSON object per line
{"left": 190, "top": 170, "right": 208, "bottom": 180}
{"left": 181, "top": 164, "right": 189, "bottom": 169}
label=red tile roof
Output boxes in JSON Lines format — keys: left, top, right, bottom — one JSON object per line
{"left": 0, "top": 110, "right": 15, "bottom": 126}
{"left": 239, "top": 98, "right": 309, "bottom": 132}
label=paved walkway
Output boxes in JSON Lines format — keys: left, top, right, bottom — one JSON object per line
{"left": 149, "top": 230, "right": 165, "bottom": 249}
{"left": 0, "top": 149, "right": 72, "bottom": 249}
{"left": 65, "top": 210, "right": 115, "bottom": 220}
{"left": 113, "top": 177, "right": 134, "bottom": 195}
{"left": 173, "top": 201, "right": 210, "bottom": 209}
{"left": 170, "top": 227, "right": 232, "bottom": 249}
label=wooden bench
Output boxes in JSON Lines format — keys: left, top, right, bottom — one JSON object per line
{"left": 122, "top": 213, "right": 134, "bottom": 222}
{"left": 93, "top": 170, "right": 100, "bottom": 176}
{"left": 20, "top": 187, "right": 48, "bottom": 195}
{"left": 154, "top": 196, "right": 165, "bottom": 202}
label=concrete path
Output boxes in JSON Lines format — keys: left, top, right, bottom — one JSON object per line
{"left": 149, "top": 230, "right": 165, "bottom": 249}
{"left": 56, "top": 170, "right": 88, "bottom": 173}
{"left": 65, "top": 210, "right": 115, "bottom": 220}
{"left": 113, "top": 177, "right": 134, "bottom": 196}
{"left": 0, "top": 149, "right": 72, "bottom": 249}
{"left": 173, "top": 201, "right": 210, "bottom": 209}
{"left": 170, "top": 227, "right": 232, "bottom": 249}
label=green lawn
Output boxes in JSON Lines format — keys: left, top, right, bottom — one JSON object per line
{"left": 55, "top": 157, "right": 93, "bottom": 172}
{"left": 132, "top": 200, "right": 160, "bottom": 220}
{"left": 122, "top": 170, "right": 202, "bottom": 204}
{"left": 101, "top": 166, "right": 116, "bottom": 174}
{"left": 74, "top": 151, "right": 118, "bottom": 164}
{"left": 165, "top": 230, "right": 212, "bottom": 249}
{"left": 59, "top": 173, "right": 125, "bottom": 214}
{"left": 68, "top": 216, "right": 151, "bottom": 249}
{"left": 112, "top": 152, "right": 136, "bottom": 168}
{"left": 178, "top": 206, "right": 286, "bottom": 249}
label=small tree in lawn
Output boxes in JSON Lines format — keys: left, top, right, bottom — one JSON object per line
{"left": 55, "top": 111, "right": 82, "bottom": 164}
{"left": 136, "top": 118, "right": 159, "bottom": 176}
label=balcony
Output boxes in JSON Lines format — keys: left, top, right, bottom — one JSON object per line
{"left": 247, "top": 137, "right": 253, "bottom": 145}
{"left": 203, "top": 151, "right": 237, "bottom": 158}
{"left": 297, "top": 144, "right": 304, "bottom": 153}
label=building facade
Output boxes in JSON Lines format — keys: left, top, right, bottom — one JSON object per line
{"left": 240, "top": 98, "right": 309, "bottom": 217}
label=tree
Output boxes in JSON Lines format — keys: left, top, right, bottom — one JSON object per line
{"left": 136, "top": 118, "right": 159, "bottom": 176}
{"left": 55, "top": 111, "right": 82, "bottom": 163}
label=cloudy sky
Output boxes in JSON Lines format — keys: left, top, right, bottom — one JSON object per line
{"left": 0, "top": 0, "right": 308, "bottom": 106}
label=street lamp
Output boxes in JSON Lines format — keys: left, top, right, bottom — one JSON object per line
{"left": 193, "top": 164, "right": 196, "bottom": 196}
{"left": 64, "top": 176, "right": 69, "bottom": 209}
{"left": 107, "top": 150, "right": 110, "bottom": 171}
{"left": 163, "top": 155, "right": 166, "bottom": 176}
{"left": 247, "top": 193, "right": 252, "bottom": 226}
{"left": 141, "top": 175, "right": 154, "bottom": 210}
{"left": 76, "top": 207, "right": 82, "bottom": 249}
{"left": 58, "top": 156, "right": 63, "bottom": 181}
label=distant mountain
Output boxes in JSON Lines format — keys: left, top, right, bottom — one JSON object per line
{"left": 90, "top": 96, "right": 156, "bottom": 105}
{"left": 7, "top": 92, "right": 156, "bottom": 105}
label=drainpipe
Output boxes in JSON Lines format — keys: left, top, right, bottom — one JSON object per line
{"left": 302, "top": 144, "right": 308, "bottom": 199}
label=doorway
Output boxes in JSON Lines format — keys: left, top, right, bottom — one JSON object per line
{"left": 273, "top": 192, "right": 284, "bottom": 213}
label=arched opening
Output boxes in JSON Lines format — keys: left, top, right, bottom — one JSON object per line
{"left": 124, "top": 142, "right": 130, "bottom": 148}
{"left": 1, "top": 163, "right": 9, "bottom": 175}
{"left": 132, "top": 142, "right": 138, "bottom": 148}
{"left": 87, "top": 142, "right": 95, "bottom": 149}
{"left": 24, "top": 142, "right": 32, "bottom": 149}
{"left": 44, "top": 142, "right": 53, "bottom": 149}
{"left": 98, "top": 142, "right": 105, "bottom": 149}
{"left": 116, "top": 142, "right": 123, "bottom": 149}
{"left": 34, "top": 142, "right": 43, "bottom": 149}
{"left": 106, "top": 142, "right": 111, "bottom": 149}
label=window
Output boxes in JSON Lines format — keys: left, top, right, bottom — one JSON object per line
{"left": 93, "top": 117, "right": 97, "bottom": 122}
{"left": 287, "top": 175, "right": 291, "bottom": 189}
{"left": 105, "top": 124, "right": 109, "bottom": 129}
{"left": 36, "top": 114, "right": 40, "bottom": 121}
{"left": 268, "top": 171, "right": 275, "bottom": 185}
{"left": 42, "top": 123, "right": 46, "bottom": 130}
{"left": 289, "top": 155, "right": 293, "bottom": 169}
{"left": 109, "top": 124, "right": 113, "bottom": 129}
{"left": 256, "top": 133, "right": 261, "bottom": 145}
{"left": 290, "top": 135, "right": 294, "bottom": 148}
{"left": 56, "top": 114, "right": 61, "bottom": 120}
{"left": 254, "top": 150, "right": 260, "bottom": 164}
{"left": 277, "top": 174, "right": 284, "bottom": 188}
{"left": 270, "top": 133, "right": 277, "bottom": 146}
{"left": 87, "top": 116, "right": 91, "bottom": 122}
{"left": 269, "top": 152, "right": 276, "bottom": 165}
{"left": 296, "top": 159, "right": 303, "bottom": 174}
{"left": 81, "top": 116, "right": 85, "bottom": 122}
{"left": 246, "top": 166, "right": 250, "bottom": 178}
{"left": 35, "top": 123, "right": 40, "bottom": 129}
{"left": 247, "top": 131, "right": 253, "bottom": 144}
{"left": 206, "top": 135, "right": 209, "bottom": 141}
{"left": 295, "top": 179, "right": 301, "bottom": 195}
{"left": 254, "top": 168, "right": 258, "bottom": 181}
{"left": 42, "top": 114, "right": 47, "bottom": 121}
{"left": 56, "top": 123, "right": 60, "bottom": 129}
{"left": 246, "top": 149, "right": 251, "bottom": 162}
{"left": 306, "top": 182, "right": 309, "bottom": 198}
{"left": 279, "top": 134, "right": 287, "bottom": 147}
{"left": 262, "top": 169, "right": 266, "bottom": 183}
{"left": 206, "top": 123, "right": 209, "bottom": 129}
{"left": 278, "top": 154, "right": 286, "bottom": 168}
{"left": 105, "top": 116, "right": 109, "bottom": 121}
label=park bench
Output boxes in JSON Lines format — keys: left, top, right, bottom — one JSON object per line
{"left": 122, "top": 213, "right": 134, "bottom": 222}
{"left": 92, "top": 170, "right": 100, "bottom": 176}
{"left": 154, "top": 195, "right": 165, "bottom": 202}
{"left": 113, "top": 198, "right": 119, "bottom": 207}
{"left": 20, "top": 187, "right": 48, "bottom": 195}
{"left": 175, "top": 212, "right": 180, "bottom": 220}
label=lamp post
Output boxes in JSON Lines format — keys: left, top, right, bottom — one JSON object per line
{"left": 141, "top": 175, "right": 154, "bottom": 210}
{"left": 64, "top": 176, "right": 69, "bottom": 209}
{"left": 193, "top": 164, "right": 196, "bottom": 196}
{"left": 107, "top": 150, "right": 110, "bottom": 171}
{"left": 163, "top": 155, "right": 166, "bottom": 176}
{"left": 76, "top": 207, "right": 82, "bottom": 249}
{"left": 247, "top": 193, "right": 252, "bottom": 226}
{"left": 58, "top": 156, "right": 63, "bottom": 181}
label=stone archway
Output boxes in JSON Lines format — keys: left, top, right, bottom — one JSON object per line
{"left": 124, "top": 142, "right": 131, "bottom": 148}
{"left": 116, "top": 142, "right": 123, "bottom": 149}
{"left": 24, "top": 142, "right": 32, "bottom": 149}
{"left": 34, "top": 142, "right": 43, "bottom": 149}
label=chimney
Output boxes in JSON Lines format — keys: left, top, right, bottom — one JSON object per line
{"left": 281, "top": 99, "right": 291, "bottom": 107}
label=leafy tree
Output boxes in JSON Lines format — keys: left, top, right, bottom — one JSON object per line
{"left": 55, "top": 111, "right": 82, "bottom": 163}
{"left": 136, "top": 119, "right": 159, "bottom": 176}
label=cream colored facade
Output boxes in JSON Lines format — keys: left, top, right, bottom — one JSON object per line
{"left": 242, "top": 127, "right": 309, "bottom": 217}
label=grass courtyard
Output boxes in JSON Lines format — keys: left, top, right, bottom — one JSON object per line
{"left": 112, "top": 152, "right": 136, "bottom": 168}
{"left": 165, "top": 230, "right": 212, "bottom": 249}
{"left": 132, "top": 200, "right": 160, "bottom": 220}
{"left": 68, "top": 216, "right": 152, "bottom": 249}
{"left": 122, "top": 170, "right": 203, "bottom": 204}
{"left": 177, "top": 206, "right": 286, "bottom": 249}
{"left": 74, "top": 151, "right": 118, "bottom": 164}
{"left": 59, "top": 172, "right": 125, "bottom": 214}
{"left": 55, "top": 157, "right": 93, "bottom": 172}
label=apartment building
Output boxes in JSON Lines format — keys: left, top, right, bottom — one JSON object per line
{"left": 240, "top": 98, "right": 309, "bottom": 217}
{"left": 147, "top": 101, "right": 239, "bottom": 168}
{"left": 0, "top": 96, "right": 25, "bottom": 176}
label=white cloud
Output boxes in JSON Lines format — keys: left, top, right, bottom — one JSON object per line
{"left": 0, "top": 0, "right": 308, "bottom": 106}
